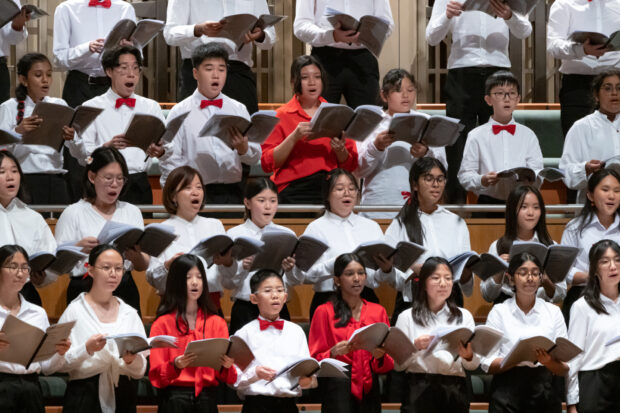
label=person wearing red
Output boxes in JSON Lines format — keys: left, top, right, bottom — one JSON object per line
{"left": 260, "top": 55, "right": 358, "bottom": 204}
{"left": 149, "top": 254, "right": 236, "bottom": 413}
{"left": 309, "top": 253, "right": 394, "bottom": 413}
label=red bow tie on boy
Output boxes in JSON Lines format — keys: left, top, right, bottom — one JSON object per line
{"left": 88, "top": 0, "right": 111, "bottom": 8}
{"left": 115, "top": 98, "right": 136, "bottom": 109}
{"left": 200, "top": 99, "right": 223, "bottom": 109}
{"left": 258, "top": 318, "right": 284, "bottom": 331}
{"left": 492, "top": 124, "right": 516, "bottom": 135}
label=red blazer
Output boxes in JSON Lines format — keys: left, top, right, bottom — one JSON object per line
{"left": 148, "top": 310, "right": 237, "bottom": 397}
{"left": 309, "top": 300, "right": 394, "bottom": 400}
{"left": 261, "top": 96, "right": 359, "bottom": 192}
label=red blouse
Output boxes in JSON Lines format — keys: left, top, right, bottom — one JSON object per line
{"left": 148, "top": 310, "right": 237, "bottom": 397}
{"left": 308, "top": 300, "right": 394, "bottom": 400}
{"left": 260, "top": 96, "right": 359, "bottom": 192}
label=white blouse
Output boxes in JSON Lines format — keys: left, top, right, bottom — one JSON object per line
{"left": 54, "top": 199, "right": 144, "bottom": 278}
{"left": 395, "top": 304, "right": 480, "bottom": 376}
{"left": 566, "top": 295, "right": 620, "bottom": 405}
{"left": 58, "top": 293, "right": 147, "bottom": 413}
{"left": 146, "top": 214, "right": 226, "bottom": 294}
{"left": 481, "top": 297, "right": 568, "bottom": 373}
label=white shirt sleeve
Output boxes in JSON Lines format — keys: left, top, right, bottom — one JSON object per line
{"left": 504, "top": 11, "right": 532, "bottom": 39}
{"left": 425, "top": 0, "right": 452, "bottom": 46}
{"left": 457, "top": 132, "right": 484, "bottom": 193}
{"left": 546, "top": 1, "right": 584, "bottom": 60}
{"left": 559, "top": 122, "right": 589, "bottom": 191}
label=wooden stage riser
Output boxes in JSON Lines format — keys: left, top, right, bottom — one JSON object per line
{"left": 38, "top": 218, "right": 571, "bottom": 322}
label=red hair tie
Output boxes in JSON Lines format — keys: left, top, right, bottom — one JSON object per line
{"left": 401, "top": 191, "right": 412, "bottom": 205}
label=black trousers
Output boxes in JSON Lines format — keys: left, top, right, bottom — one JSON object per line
{"left": 242, "top": 395, "right": 298, "bottom": 413}
{"left": 577, "top": 360, "right": 620, "bottom": 413}
{"left": 23, "top": 173, "right": 71, "bottom": 205}
{"left": 0, "top": 372, "right": 44, "bottom": 413}
{"left": 62, "top": 70, "right": 109, "bottom": 202}
{"left": 489, "top": 366, "right": 563, "bottom": 413}
{"left": 559, "top": 74, "right": 596, "bottom": 137}
{"left": 317, "top": 374, "right": 381, "bottom": 413}
{"left": 19, "top": 281, "right": 41, "bottom": 306}
{"left": 474, "top": 194, "right": 505, "bottom": 218}
{"left": 229, "top": 298, "right": 290, "bottom": 335}
{"left": 119, "top": 172, "right": 153, "bottom": 218}
{"left": 179, "top": 59, "right": 259, "bottom": 114}
{"left": 444, "top": 66, "right": 506, "bottom": 204}
{"left": 278, "top": 171, "right": 327, "bottom": 205}
{"left": 0, "top": 57, "right": 9, "bottom": 103}
{"left": 402, "top": 373, "right": 469, "bottom": 413}
{"left": 562, "top": 284, "right": 585, "bottom": 325}
{"left": 157, "top": 386, "right": 218, "bottom": 413}
{"left": 311, "top": 47, "right": 380, "bottom": 108}
{"left": 202, "top": 182, "right": 244, "bottom": 218}
{"left": 63, "top": 374, "right": 137, "bottom": 413}
{"left": 67, "top": 271, "right": 141, "bottom": 316}
{"left": 309, "top": 287, "right": 379, "bottom": 321}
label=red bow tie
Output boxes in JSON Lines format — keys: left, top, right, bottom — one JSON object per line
{"left": 200, "top": 99, "right": 223, "bottom": 109}
{"left": 115, "top": 98, "right": 136, "bottom": 109}
{"left": 258, "top": 318, "right": 284, "bottom": 331}
{"left": 88, "top": 0, "right": 111, "bottom": 8}
{"left": 492, "top": 124, "right": 516, "bottom": 135}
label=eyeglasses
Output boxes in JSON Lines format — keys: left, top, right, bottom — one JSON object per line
{"left": 514, "top": 269, "right": 542, "bottom": 278}
{"left": 115, "top": 65, "right": 142, "bottom": 75}
{"left": 256, "top": 288, "right": 286, "bottom": 296}
{"left": 600, "top": 84, "right": 620, "bottom": 94}
{"left": 2, "top": 264, "right": 31, "bottom": 275}
{"left": 491, "top": 91, "right": 519, "bottom": 100}
{"left": 422, "top": 174, "right": 446, "bottom": 185}
{"left": 598, "top": 257, "right": 620, "bottom": 267}
{"left": 97, "top": 175, "right": 128, "bottom": 186}
{"left": 92, "top": 265, "right": 124, "bottom": 275}
{"left": 428, "top": 275, "right": 452, "bottom": 285}
{"left": 333, "top": 186, "right": 358, "bottom": 194}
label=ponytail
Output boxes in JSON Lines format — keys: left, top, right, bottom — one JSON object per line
{"left": 14, "top": 53, "right": 51, "bottom": 125}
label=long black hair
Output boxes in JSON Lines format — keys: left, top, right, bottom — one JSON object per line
{"left": 83, "top": 147, "right": 129, "bottom": 201}
{"left": 330, "top": 253, "right": 365, "bottom": 328}
{"left": 410, "top": 257, "right": 462, "bottom": 327}
{"left": 584, "top": 239, "right": 620, "bottom": 315}
{"left": 496, "top": 185, "right": 553, "bottom": 255}
{"left": 396, "top": 157, "right": 447, "bottom": 244}
{"left": 0, "top": 244, "right": 29, "bottom": 268}
{"left": 576, "top": 169, "right": 620, "bottom": 236}
{"left": 156, "top": 254, "right": 217, "bottom": 335}
{"left": 0, "top": 150, "right": 29, "bottom": 203}
{"left": 15, "top": 53, "right": 50, "bottom": 125}
{"left": 243, "top": 177, "right": 278, "bottom": 220}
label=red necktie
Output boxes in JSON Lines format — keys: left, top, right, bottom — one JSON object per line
{"left": 115, "top": 98, "right": 136, "bottom": 109}
{"left": 88, "top": 0, "right": 111, "bottom": 8}
{"left": 258, "top": 318, "right": 284, "bottom": 331}
{"left": 200, "top": 99, "right": 223, "bottom": 109}
{"left": 492, "top": 124, "right": 516, "bottom": 135}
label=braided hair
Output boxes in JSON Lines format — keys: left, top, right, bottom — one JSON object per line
{"left": 15, "top": 53, "right": 51, "bottom": 125}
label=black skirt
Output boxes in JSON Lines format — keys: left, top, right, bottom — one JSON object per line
{"left": 0, "top": 372, "right": 44, "bottom": 413}
{"left": 577, "top": 360, "right": 620, "bottom": 413}
{"left": 317, "top": 373, "right": 382, "bottom": 413}
{"left": 157, "top": 386, "right": 218, "bottom": 413}
{"left": 241, "top": 395, "right": 298, "bottom": 413}
{"left": 489, "top": 366, "right": 563, "bottom": 413}
{"left": 63, "top": 374, "right": 137, "bottom": 413}
{"left": 402, "top": 373, "right": 469, "bottom": 413}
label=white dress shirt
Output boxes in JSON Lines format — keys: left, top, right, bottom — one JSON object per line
{"left": 458, "top": 118, "right": 544, "bottom": 200}
{"left": 566, "top": 295, "right": 620, "bottom": 405}
{"left": 0, "top": 198, "right": 58, "bottom": 285}
{"left": 163, "top": 0, "right": 276, "bottom": 66}
{"left": 52, "top": 0, "right": 136, "bottom": 77}
{"left": 54, "top": 199, "right": 144, "bottom": 278}
{"left": 234, "top": 317, "right": 310, "bottom": 398}
{"left": 66, "top": 88, "right": 164, "bottom": 174}
{"left": 559, "top": 111, "right": 620, "bottom": 203}
{"left": 481, "top": 236, "right": 567, "bottom": 303}
{"left": 0, "top": 96, "right": 69, "bottom": 174}
{"left": 146, "top": 214, "right": 226, "bottom": 294}
{"left": 294, "top": 0, "right": 394, "bottom": 50}
{"left": 355, "top": 110, "right": 447, "bottom": 219}
{"left": 0, "top": 0, "right": 27, "bottom": 58}
{"left": 547, "top": 0, "right": 620, "bottom": 75}
{"left": 159, "top": 91, "right": 260, "bottom": 187}
{"left": 300, "top": 210, "right": 400, "bottom": 293}
{"left": 425, "top": 0, "right": 531, "bottom": 69}
{"left": 395, "top": 304, "right": 480, "bottom": 375}
{"left": 58, "top": 293, "right": 147, "bottom": 413}
{"left": 561, "top": 214, "right": 620, "bottom": 286}
{"left": 480, "top": 296, "right": 568, "bottom": 372}
{"left": 0, "top": 294, "right": 65, "bottom": 375}
{"left": 217, "top": 219, "right": 303, "bottom": 301}
{"left": 383, "top": 207, "right": 474, "bottom": 302}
